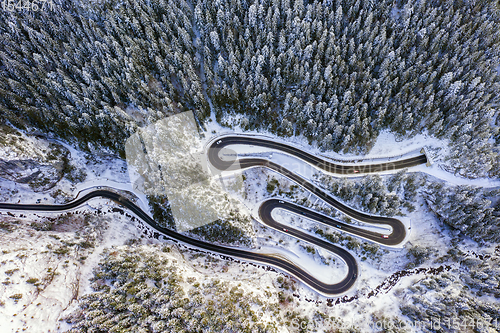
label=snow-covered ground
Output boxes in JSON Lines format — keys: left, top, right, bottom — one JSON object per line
{"left": 1, "top": 123, "right": 498, "bottom": 332}
{"left": 0, "top": 206, "right": 141, "bottom": 333}
{"left": 202, "top": 121, "right": 500, "bottom": 188}
{"left": 271, "top": 208, "right": 395, "bottom": 243}
{"left": 197, "top": 123, "right": 500, "bottom": 330}
{"left": 74, "top": 179, "right": 151, "bottom": 215}
{"left": 370, "top": 131, "right": 500, "bottom": 187}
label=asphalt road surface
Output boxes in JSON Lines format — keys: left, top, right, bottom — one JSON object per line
{"left": 208, "top": 135, "right": 424, "bottom": 246}
{"left": 0, "top": 135, "right": 426, "bottom": 295}
{"left": 0, "top": 190, "right": 357, "bottom": 294}
{"left": 208, "top": 135, "right": 427, "bottom": 175}
{"left": 206, "top": 135, "right": 427, "bottom": 291}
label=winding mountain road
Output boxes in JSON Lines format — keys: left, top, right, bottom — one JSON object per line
{"left": 0, "top": 135, "right": 427, "bottom": 295}
{"left": 208, "top": 135, "right": 425, "bottom": 247}
{"left": 0, "top": 190, "right": 357, "bottom": 294}
{"left": 208, "top": 135, "right": 427, "bottom": 175}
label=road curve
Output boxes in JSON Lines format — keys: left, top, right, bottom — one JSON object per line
{"left": 0, "top": 135, "right": 425, "bottom": 295}
{"left": 260, "top": 199, "right": 398, "bottom": 245}
{"left": 208, "top": 135, "right": 418, "bottom": 246}
{"left": 0, "top": 190, "right": 356, "bottom": 294}
{"left": 206, "top": 135, "right": 426, "bottom": 292}
{"left": 208, "top": 135, "right": 427, "bottom": 175}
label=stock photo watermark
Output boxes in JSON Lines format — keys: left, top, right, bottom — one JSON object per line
{"left": 125, "top": 111, "right": 243, "bottom": 232}
{"left": 290, "top": 316, "right": 499, "bottom": 332}
{"left": 2, "top": 0, "right": 54, "bottom": 11}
